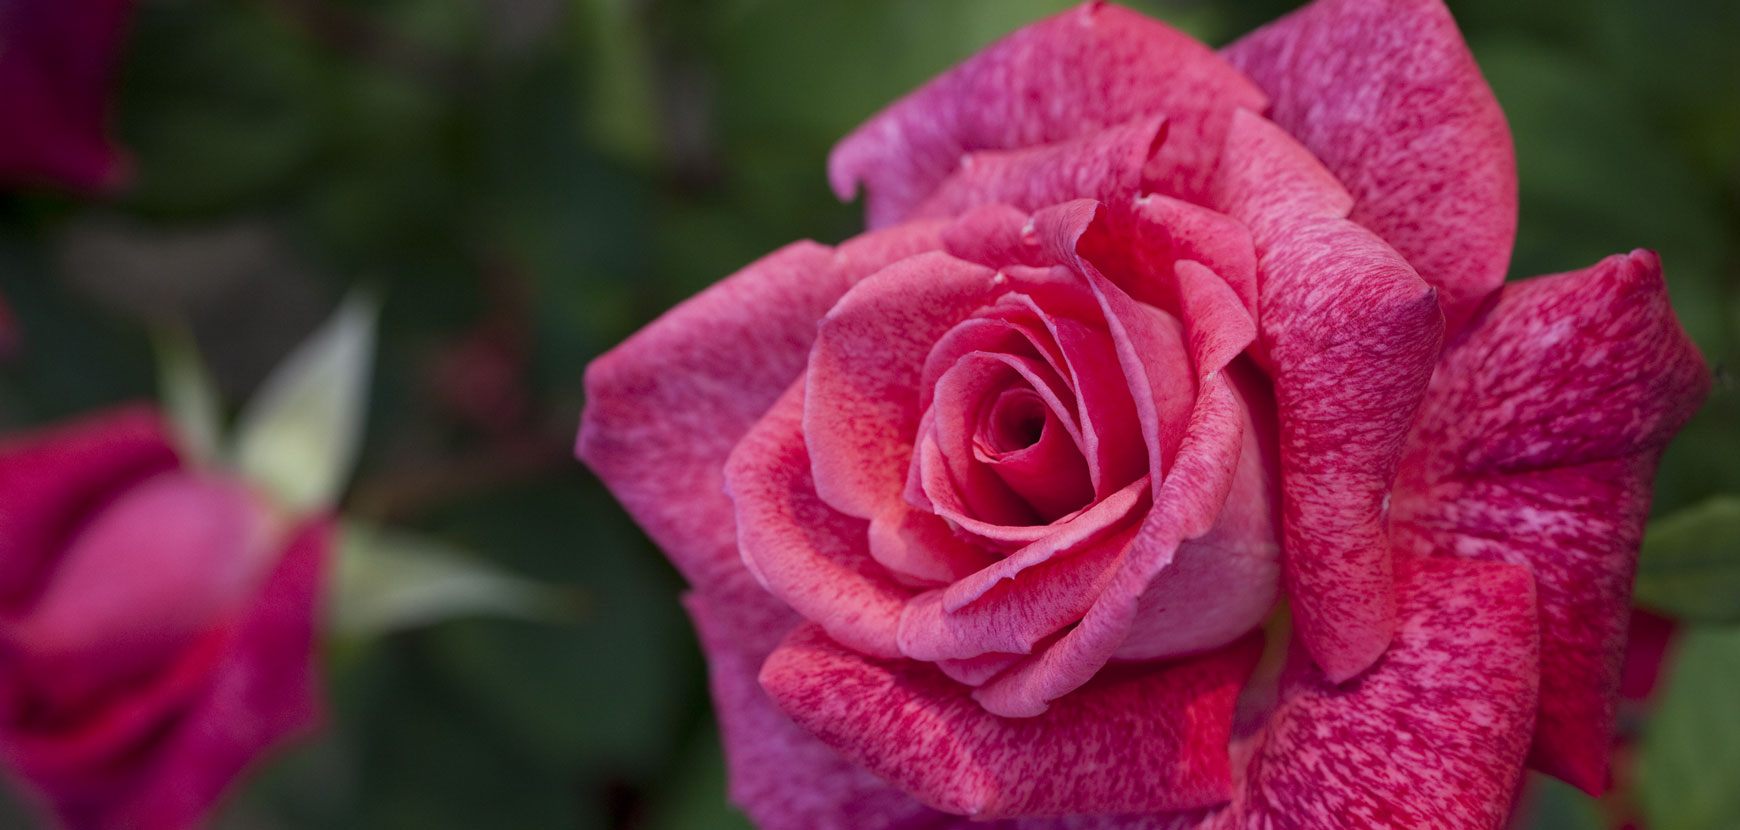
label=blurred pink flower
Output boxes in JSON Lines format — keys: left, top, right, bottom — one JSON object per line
{"left": 0, "top": 0, "right": 136, "bottom": 192}
{"left": 0, "top": 406, "right": 328, "bottom": 830}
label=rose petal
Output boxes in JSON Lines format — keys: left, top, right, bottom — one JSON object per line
{"left": 1390, "top": 250, "right": 1709, "bottom": 794}
{"left": 898, "top": 519, "right": 1137, "bottom": 663}
{"left": 1229, "top": 555, "right": 1539, "bottom": 830}
{"left": 6, "top": 473, "right": 278, "bottom": 708}
{"left": 0, "top": 405, "right": 180, "bottom": 611}
{"left": 578, "top": 222, "right": 942, "bottom": 594}
{"left": 972, "top": 375, "right": 1248, "bottom": 717}
{"left": 1213, "top": 109, "right": 1443, "bottom": 683}
{"left": 1223, "top": 0, "right": 1516, "bottom": 335}
{"left": 805, "top": 252, "right": 1004, "bottom": 520}
{"left": 726, "top": 382, "right": 910, "bottom": 659}
{"left": 684, "top": 594, "right": 959, "bottom": 830}
{"left": 867, "top": 506, "right": 998, "bottom": 589}
{"left": 0, "top": 0, "right": 135, "bottom": 191}
{"left": 908, "top": 115, "right": 1166, "bottom": 221}
{"left": 830, "top": 2, "right": 1266, "bottom": 226}
{"left": 5, "top": 516, "right": 330, "bottom": 830}
{"left": 1113, "top": 362, "right": 1282, "bottom": 662}
{"left": 761, "top": 623, "right": 1260, "bottom": 820}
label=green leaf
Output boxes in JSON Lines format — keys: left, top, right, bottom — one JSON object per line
{"left": 151, "top": 326, "right": 223, "bottom": 465}
{"left": 230, "top": 292, "right": 377, "bottom": 512}
{"left": 330, "top": 520, "right": 583, "bottom": 639}
{"left": 1638, "top": 624, "right": 1740, "bottom": 829}
{"left": 1635, "top": 496, "right": 1740, "bottom": 623}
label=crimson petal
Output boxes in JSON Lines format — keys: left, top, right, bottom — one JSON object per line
{"left": 1391, "top": 250, "right": 1709, "bottom": 793}
{"left": 762, "top": 623, "right": 1260, "bottom": 821}
{"left": 1213, "top": 110, "right": 1443, "bottom": 683}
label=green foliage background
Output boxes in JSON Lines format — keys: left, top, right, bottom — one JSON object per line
{"left": 0, "top": 0, "right": 1735, "bottom": 827}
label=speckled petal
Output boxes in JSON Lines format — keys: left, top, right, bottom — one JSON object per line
{"left": 1213, "top": 109, "right": 1443, "bottom": 683}
{"left": 1230, "top": 555, "right": 1539, "bottom": 830}
{"left": 762, "top": 623, "right": 1260, "bottom": 821}
{"left": 830, "top": 2, "right": 1266, "bottom": 226}
{"left": 578, "top": 222, "right": 941, "bottom": 598}
{"left": 1224, "top": 0, "right": 1515, "bottom": 335}
{"left": 1391, "top": 250, "right": 1709, "bottom": 794}
{"left": 726, "top": 382, "right": 911, "bottom": 659}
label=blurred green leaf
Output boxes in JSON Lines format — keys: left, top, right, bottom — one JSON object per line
{"left": 1635, "top": 496, "right": 1740, "bottom": 622}
{"left": 152, "top": 326, "right": 223, "bottom": 465}
{"left": 1516, "top": 774, "right": 1606, "bottom": 830}
{"left": 232, "top": 292, "right": 377, "bottom": 512}
{"left": 119, "top": 2, "right": 324, "bottom": 215}
{"left": 1639, "top": 624, "right": 1740, "bottom": 829}
{"left": 644, "top": 724, "right": 754, "bottom": 830}
{"left": 331, "top": 520, "right": 583, "bottom": 638}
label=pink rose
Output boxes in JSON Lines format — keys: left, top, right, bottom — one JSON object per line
{"left": 0, "top": 407, "right": 327, "bottom": 830}
{"left": 576, "top": 1, "right": 1710, "bottom": 827}
{"left": 0, "top": 0, "right": 136, "bottom": 192}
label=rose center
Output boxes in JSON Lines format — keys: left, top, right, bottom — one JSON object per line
{"left": 982, "top": 388, "right": 1048, "bottom": 455}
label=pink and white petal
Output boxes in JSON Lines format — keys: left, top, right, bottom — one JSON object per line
{"left": 942, "top": 204, "right": 1049, "bottom": 271}
{"left": 1114, "top": 364, "right": 1282, "bottom": 661}
{"left": 830, "top": 3, "right": 1266, "bottom": 226}
{"left": 1391, "top": 251, "right": 1709, "bottom": 794}
{"left": 762, "top": 623, "right": 1259, "bottom": 821}
{"left": 868, "top": 505, "right": 998, "bottom": 589}
{"left": 1230, "top": 555, "right": 1539, "bottom": 830}
{"left": 899, "top": 520, "right": 1140, "bottom": 663}
{"left": 578, "top": 241, "right": 840, "bottom": 592}
{"left": 940, "top": 477, "right": 1148, "bottom": 614}
{"left": 0, "top": 405, "right": 181, "bottom": 611}
{"left": 725, "top": 382, "right": 911, "bottom": 660}
{"left": 1214, "top": 110, "right": 1443, "bottom": 683}
{"left": 908, "top": 115, "right": 1166, "bottom": 221}
{"left": 1224, "top": 0, "right": 1516, "bottom": 335}
{"left": 1081, "top": 194, "right": 1259, "bottom": 323}
{"left": 973, "top": 376, "right": 1248, "bottom": 717}
{"left": 578, "top": 222, "right": 942, "bottom": 593}
{"left": 805, "top": 252, "right": 1004, "bottom": 519}
{"left": 684, "top": 594, "right": 963, "bottom": 830}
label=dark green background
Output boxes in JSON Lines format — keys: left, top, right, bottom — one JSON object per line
{"left": 1, "top": 0, "right": 1735, "bottom": 827}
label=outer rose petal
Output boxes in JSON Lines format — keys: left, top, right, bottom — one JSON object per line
{"left": 762, "top": 623, "right": 1260, "bottom": 821}
{"left": 4, "top": 517, "right": 331, "bottom": 830}
{"left": 683, "top": 594, "right": 963, "bottom": 830}
{"left": 907, "top": 116, "right": 1166, "bottom": 222}
{"left": 1214, "top": 110, "right": 1443, "bottom": 683}
{"left": 1227, "top": 556, "right": 1540, "bottom": 830}
{"left": 1391, "top": 250, "right": 1709, "bottom": 794}
{"left": 829, "top": 2, "right": 1266, "bottom": 226}
{"left": 578, "top": 223, "right": 941, "bottom": 599}
{"left": 1223, "top": 0, "right": 1516, "bottom": 335}
{"left": 0, "top": 0, "right": 135, "bottom": 191}
{"left": 0, "top": 405, "right": 180, "bottom": 610}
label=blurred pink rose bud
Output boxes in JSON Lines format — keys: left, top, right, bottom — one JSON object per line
{"left": 0, "top": 0, "right": 136, "bottom": 192}
{"left": 0, "top": 406, "right": 328, "bottom": 830}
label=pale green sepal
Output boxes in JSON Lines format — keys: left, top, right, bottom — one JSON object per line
{"left": 330, "top": 520, "right": 584, "bottom": 638}
{"left": 151, "top": 326, "right": 223, "bottom": 466}
{"left": 230, "top": 292, "right": 377, "bottom": 512}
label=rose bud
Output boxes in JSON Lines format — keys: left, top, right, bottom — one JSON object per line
{"left": 577, "top": 1, "right": 1711, "bottom": 827}
{"left": 0, "top": 406, "right": 327, "bottom": 830}
{"left": 0, "top": 0, "right": 136, "bottom": 192}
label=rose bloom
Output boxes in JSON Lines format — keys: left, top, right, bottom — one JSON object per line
{"left": 577, "top": 1, "right": 1709, "bottom": 828}
{"left": 0, "top": 407, "right": 327, "bottom": 830}
{"left": 0, "top": 0, "right": 135, "bottom": 192}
